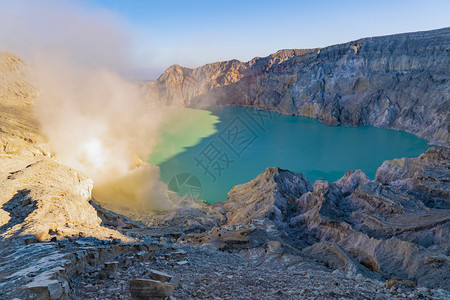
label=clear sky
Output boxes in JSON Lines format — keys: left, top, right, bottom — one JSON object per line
{"left": 86, "top": 0, "right": 449, "bottom": 69}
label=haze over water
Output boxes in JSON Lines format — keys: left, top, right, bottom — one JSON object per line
{"left": 150, "top": 107, "right": 430, "bottom": 204}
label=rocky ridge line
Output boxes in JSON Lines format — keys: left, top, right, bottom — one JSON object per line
{"left": 144, "top": 27, "right": 450, "bottom": 145}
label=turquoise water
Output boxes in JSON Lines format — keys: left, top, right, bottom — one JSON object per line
{"left": 156, "top": 106, "right": 430, "bottom": 204}
{"left": 147, "top": 107, "right": 219, "bottom": 165}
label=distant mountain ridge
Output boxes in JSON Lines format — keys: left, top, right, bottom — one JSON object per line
{"left": 144, "top": 27, "right": 450, "bottom": 145}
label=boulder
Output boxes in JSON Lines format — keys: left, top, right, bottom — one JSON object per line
{"left": 129, "top": 279, "right": 175, "bottom": 299}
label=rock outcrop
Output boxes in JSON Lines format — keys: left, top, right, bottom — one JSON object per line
{"left": 0, "top": 52, "right": 49, "bottom": 156}
{"left": 216, "top": 167, "right": 312, "bottom": 227}
{"left": 202, "top": 149, "right": 449, "bottom": 290}
{"left": 375, "top": 146, "right": 450, "bottom": 209}
{"left": 144, "top": 27, "right": 450, "bottom": 145}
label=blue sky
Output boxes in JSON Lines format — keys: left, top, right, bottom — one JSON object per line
{"left": 1, "top": 0, "right": 448, "bottom": 76}
{"left": 86, "top": 0, "right": 449, "bottom": 70}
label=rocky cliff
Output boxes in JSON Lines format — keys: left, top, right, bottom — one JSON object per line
{"left": 144, "top": 27, "right": 450, "bottom": 145}
{"left": 210, "top": 150, "right": 449, "bottom": 289}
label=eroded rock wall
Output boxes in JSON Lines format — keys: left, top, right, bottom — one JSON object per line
{"left": 145, "top": 28, "right": 450, "bottom": 145}
{"left": 203, "top": 148, "right": 450, "bottom": 289}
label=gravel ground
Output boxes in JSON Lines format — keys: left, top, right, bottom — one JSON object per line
{"left": 70, "top": 245, "right": 447, "bottom": 300}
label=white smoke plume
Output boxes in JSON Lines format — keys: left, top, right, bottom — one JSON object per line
{"left": 0, "top": 0, "right": 182, "bottom": 211}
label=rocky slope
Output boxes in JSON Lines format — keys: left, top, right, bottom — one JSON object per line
{"left": 126, "top": 147, "right": 448, "bottom": 295}
{"left": 78, "top": 147, "right": 447, "bottom": 299}
{"left": 210, "top": 149, "right": 449, "bottom": 290}
{"left": 0, "top": 51, "right": 133, "bottom": 243}
{"left": 1, "top": 38, "right": 449, "bottom": 299}
{"left": 0, "top": 51, "right": 138, "bottom": 299}
{"left": 70, "top": 242, "right": 447, "bottom": 300}
{"left": 144, "top": 27, "right": 450, "bottom": 145}
{"left": 2, "top": 149, "right": 448, "bottom": 299}
{"left": 0, "top": 52, "right": 49, "bottom": 156}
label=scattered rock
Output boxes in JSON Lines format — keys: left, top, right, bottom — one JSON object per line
{"left": 102, "top": 261, "right": 118, "bottom": 279}
{"left": 385, "top": 278, "right": 416, "bottom": 290}
{"left": 149, "top": 269, "right": 173, "bottom": 283}
{"left": 129, "top": 279, "right": 175, "bottom": 299}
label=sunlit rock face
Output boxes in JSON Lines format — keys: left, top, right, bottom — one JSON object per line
{"left": 0, "top": 52, "right": 132, "bottom": 243}
{"left": 144, "top": 49, "right": 317, "bottom": 107}
{"left": 145, "top": 27, "right": 450, "bottom": 146}
{"left": 0, "top": 52, "right": 49, "bottom": 157}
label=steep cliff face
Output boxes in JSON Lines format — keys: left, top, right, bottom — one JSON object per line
{"left": 144, "top": 49, "right": 318, "bottom": 106}
{"left": 144, "top": 28, "right": 449, "bottom": 145}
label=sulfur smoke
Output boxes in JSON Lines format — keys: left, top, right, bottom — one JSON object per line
{"left": 0, "top": 0, "right": 191, "bottom": 211}
{"left": 30, "top": 57, "right": 179, "bottom": 211}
